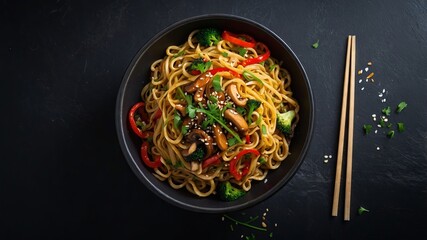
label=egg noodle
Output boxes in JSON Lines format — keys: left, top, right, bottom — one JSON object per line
{"left": 134, "top": 28, "right": 299, "bottom": 198}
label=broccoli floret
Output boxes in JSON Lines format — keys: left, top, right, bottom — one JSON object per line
{"left": 195, "top": 27, "right": 222, "bottom": 47}
{"left": 184, "top": 146, "right": 205, "bottom": 162}
{"left": 218, "top": 181, "right": 246, "bottom": 201}
{"left": 189, "top": 58, "right": 212, "bottom": 74}
{"left": 246, "top": 99, "right": 261, "bottom": 124}
{"left": 276, "top": 110, "right": 296, "bottom": 135}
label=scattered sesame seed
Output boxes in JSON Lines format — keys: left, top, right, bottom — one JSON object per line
{"left": 378, "top": 124, "right": 382, "bottom": 128}
{"left": 379, "top": 93, "right": 383, "bottom": 97}
{"left": 377, "top": 147, "right": 380, "bottom": 151}
{"left": 368, "top": 61, "right": 373, "bottom": 66}
{"left": 262, "top": 222, "right": 267, "bottom": 228}
{"left": 372, "top": 114, "right": 376, "bottom": 117}
{"left": 324, "top": 155, "right": 328, "bottom": 158}
{"left": 365, "top": 67, "right": 369, "bottom": 72}
{"left": 266, "top": 208, "right": 269, "bottom": 212}
{"left": 275, "top": 223, "right": 278, "bottom": 227}
{"left": 375, "top": 130, "right": 378, "bottom": 134}
{"left": 329, "top": 155, "right": 332, "bottom": 158}
{"left": 359, "top": 79, "right": 363, "bottom": 83}
{"left": 358, "top": 70, "right": 363, "bottom": 75}
{"left": 366, "top": 79, "right": 369, "bottom": 82}
{"left": 324, "top": 159, "right": 329, "bottom": 163}
{"left": 382, "top": 89, "right": 386, "bottom": 93}
{"left": 361, "top": 87, "right": 365, "bottom": 91}
{"left": 264, "top": 178, "right": 268, "bottom": 183}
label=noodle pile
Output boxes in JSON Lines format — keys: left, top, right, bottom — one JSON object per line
{"left": 134, "top": 28, "right": 299, "bottom": 198}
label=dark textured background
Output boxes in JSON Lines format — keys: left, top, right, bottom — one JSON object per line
{"left": 2, "top": 0, "right": 427, "bottom": 239}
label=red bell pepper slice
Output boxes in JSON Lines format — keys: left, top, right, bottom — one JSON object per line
{"left": 129, "top": 102, "right": 146, "bottom": 138}
{"left": 229, "top": 149, "right": 260, "bottom": 181}
{"left": 207, "top": 67, "right": 241, "bottom": 78}
{"left": 245, "top": 134, "right": 251, "bottom": 144}
{"left": 202, "top": 153, "right": 221, "bottom": 169}
{"left": 129, "top": 102, "right": 162, "bottom": 138}
{"left": 222, "top": 30, "right": 256, "bottom": 48}
{"left": 153, "top": 108, "right": 162, "bottom": 121}
{"left": 241, "top": 43, "right": 271, "bottom": 66}
{"left": 140, "top": 141, "right": 162, "bottom": 168}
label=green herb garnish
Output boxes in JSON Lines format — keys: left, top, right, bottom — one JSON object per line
{"left": 396, "top": 101, "right": 407, "bottom": 113}
{"left": 261, "top": 125, "right": 267, "bottom": 135}
{"left": 387, "top": 130, "right": 395, "bottom": 138}
{"left": 243, "top": 70, "right": 264, "bottom": 86}
{"left": 237, "top": 47, "right": 247, "bottom": 57}
{"left": 221, "top": 52, "right": 229, "bottom": 57}
{"left": 397, "top": 122, "right": 405, "bottom": 132}
{"left": 212, "top": 74, "right": 222, "bottom": 92}
{"left": 363, "top": 124, "right": 372, "bottom": 134}
{"left": 312, "top": 39, "right": 319, "bottom": 49}
{"left": 382, "top": 106, "right": 391, "bottom": 116}
{"left": 358, "top": 206, "right": 370, "bottom": 215}
{"left": 223, "top": 214, "right": 267, "bottom": 232}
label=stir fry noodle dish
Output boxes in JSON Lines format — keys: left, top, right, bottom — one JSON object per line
{"left": 128, "top": 27, "right": 299, "bottom": 201}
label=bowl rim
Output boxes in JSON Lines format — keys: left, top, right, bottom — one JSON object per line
{"left": 115, "top": 13, "right": 315, "bottom": 213}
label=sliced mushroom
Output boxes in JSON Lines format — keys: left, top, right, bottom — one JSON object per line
{"left": 181, "top": 142, "right": 197, "bottom": 157}
{"left": 213, "top": 124, "right": 228, "bottom": 151}
{"left": 226, "top": 84, "right": 248, "bottom": 107}
{"left": 186, "top": 129, "right": 213, "bottom": 157}
{"left": 193, "top": 85, "right": 206, "bottom": 103}
{"left": 196, "top": 112, "right": 205, "bottom": 125}
{"left": 175, "top": 103, "right": 187, "bottom": 116}
{"left": 185, "top": 72, "right": 212, "bottom": 93}
{"left": 224, "top": 108, "right": 249, "bottom": 132}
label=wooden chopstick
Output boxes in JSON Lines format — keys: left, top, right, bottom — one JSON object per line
{"left": 331, "top": 35, "right": 352, "bottom": 217}
{"left": 331, "top": 35, "right": 356, "bottom": 221}
{"left": 344, "top": 35, "right": 356, "bottom": 221}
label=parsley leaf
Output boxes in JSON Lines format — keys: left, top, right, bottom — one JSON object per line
{"left": 382, "top": 106, "right": 391, "bottom": 116}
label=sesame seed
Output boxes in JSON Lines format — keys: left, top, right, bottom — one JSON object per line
{"left": 377, "top": 147, "right": 380, "bottom": 151}
{"left": 359, "top": 79, "right": 362, "bottom": 83}
{"left": 361, "top": 87, "right": 365, "bottom": 91}
{"left": 365, "top": 67, "right": 369, "bottom": 72}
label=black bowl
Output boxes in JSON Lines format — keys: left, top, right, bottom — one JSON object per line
{"left": 116, "top": 14, "right": 314, "bottom": 213}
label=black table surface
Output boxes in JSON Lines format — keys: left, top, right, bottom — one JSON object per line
{"left": 2, "top": 0, "right": 427, "bottom": 239}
